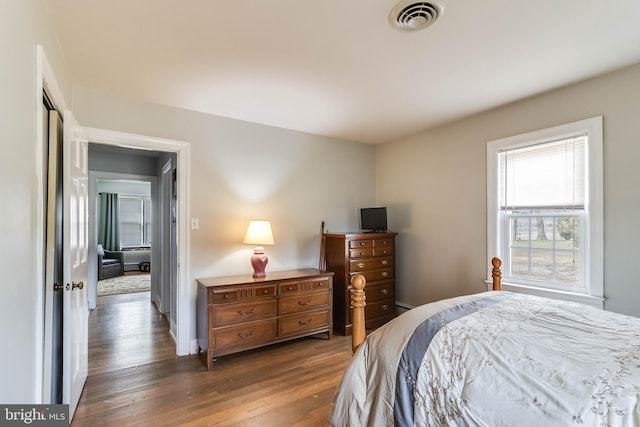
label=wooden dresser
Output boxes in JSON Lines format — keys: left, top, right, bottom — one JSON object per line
{"left": 324, "top": 232, "right": 397, "bottom": 335}
{"left": 196, "top": 268, "right": 333, "bottom": 369}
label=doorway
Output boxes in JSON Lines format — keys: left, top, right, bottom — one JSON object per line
{"left": 84, "top": 127, "right": 192, "bottom": 356}
{"left": 92, "top": 174, "right": 154, "bottom": 301}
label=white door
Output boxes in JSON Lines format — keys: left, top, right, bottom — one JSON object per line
{"left": 62, "top": 110, "right": 89, "bottom": 420}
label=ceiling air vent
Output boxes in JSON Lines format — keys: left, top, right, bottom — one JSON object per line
{"left": 390, "top": 1, "right": 442, "bottom": 32}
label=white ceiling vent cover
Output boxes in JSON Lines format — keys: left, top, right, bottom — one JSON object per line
{"left": 390, "top": 1, "right": 442, "bottom": 31}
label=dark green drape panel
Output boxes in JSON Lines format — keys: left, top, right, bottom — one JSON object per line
{"left": 97, "top": 193, "right": 120, "bottom": 251}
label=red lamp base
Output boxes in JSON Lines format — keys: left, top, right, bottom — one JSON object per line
{"left": 250, "top": 247, "right": 269, "bottom": 278}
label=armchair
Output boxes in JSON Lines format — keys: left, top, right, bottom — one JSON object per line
{"left": 97, "top": 244, "right": 124, "bottom": 280}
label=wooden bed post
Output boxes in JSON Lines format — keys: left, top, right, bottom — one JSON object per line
{"left": 349, "top": 259, "right": 503, "bottom": 354}
{"left": 491, "top": 257, "right": 502, "bottom": 291}
{"left": 350, "top": 274, "right": 366, "bottom": 354}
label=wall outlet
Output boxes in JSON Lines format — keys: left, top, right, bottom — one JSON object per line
{"left": 191, "top": 218, "right": 199, "bottom": 230}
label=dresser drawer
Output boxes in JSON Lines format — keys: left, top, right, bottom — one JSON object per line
{"left": 212, "top": 300, "right": 276, "bottom": 327}
{"left": 365, "top": 299, "right": 395, "bottom": 319}
{"left": 279, "top": 311, "right": 330, "bottom": 337}
{"left": 373, "top": 246, "right": 394, "bottom": 257}
{"left": 213, "top": 320, "right": 276, "bottom": 350}
{"left": 349, "top": 257, "right": 394, "bottom": 272}
{"left": 349, "top": 239, "right": 373, "bottom": 249}
{"left": 210, "top": 284, "right": 276, "bottom": 304}
{"left": 279, "top": 292, "right": 330, "bottom": 314}
{"left": 279, "top": 278, "right": 331, "bottom": 294}
{"left": 363, "top": 281, "right": 395, "bottom": 302}
{"left": 373, "top": 238, "right": 394, "bottom": 248}
{"left": 352, "top": 268, "right": 394, "bottom": 283}
{"left": 350, "top": 248, "right": 374, "bottom": 258}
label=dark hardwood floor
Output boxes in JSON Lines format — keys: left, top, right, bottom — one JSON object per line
{"left": 72, "top": 292, "right": 353, "bottom": 426}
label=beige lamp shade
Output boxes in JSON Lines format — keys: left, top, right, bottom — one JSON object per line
{"left": 243, "top": 220, "right": 275, "bottom": 246}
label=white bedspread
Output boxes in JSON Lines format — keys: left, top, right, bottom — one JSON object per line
{"left": 329, "top": 291, "right": 640, "bottom": 426}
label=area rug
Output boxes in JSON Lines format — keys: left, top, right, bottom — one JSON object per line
{"left": 98, "top": 274, "right": 151, "bottom": 296}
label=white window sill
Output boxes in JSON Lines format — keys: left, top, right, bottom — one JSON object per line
{"left": 485, "top": 281, "right": 604, "bottom": 310}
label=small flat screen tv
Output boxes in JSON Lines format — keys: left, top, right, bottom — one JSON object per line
{"left": 360, "top": 207, "right": 388, "bottom": 232}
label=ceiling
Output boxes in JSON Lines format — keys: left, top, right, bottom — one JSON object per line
{"left": 46, "top": 0, "right": 640, "bottom": 144}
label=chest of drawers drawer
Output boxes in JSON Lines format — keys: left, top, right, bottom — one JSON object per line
{"left": 279, "top": 291, "right": 330, "bottom": 315}
{"left": 352, "top": 268, "right": 394, "bottom": 283}
{"left": 279, "top": 278, "right": 330, "bottom": 294}
{"left": 213, "top": 320, "right": 277, "bottom": 350}
{"left": 212, "top": 300, "right": 276, "bottom": 327}
{"left": 365, "top": 299, "right": 395, "bottom": 329}
{"left": 349, "top": 257, "right": 394, "bottom": 272}
{"left": 349, "top": 239, "right": 373, "bottom": 249}
{"left": 362, "top": 281, "right": 394, "bottom": 302}
{"left": 210, "top": 284, "right": 276, "bottom": 304}
{"left": 279, "top": 311, "right": 330, "bottom": 337}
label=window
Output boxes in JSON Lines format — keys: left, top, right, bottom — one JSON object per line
{"left": 119, "top": 195, "right": 151, "bottom": 248}
{"left": 487, "top": 117, "right": 603, "bottom": 305}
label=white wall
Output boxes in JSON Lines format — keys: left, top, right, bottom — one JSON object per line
{"left": 71, "top": 86, "right": 377, "bottom": 344}
{"left": 0, "top": 0, "right": 70, "bottom": 403}
{"left": 377, "top": 63, "right": 640, "bottom": 317}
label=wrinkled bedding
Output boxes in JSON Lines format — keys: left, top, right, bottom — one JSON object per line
{"left": 329, "top": 291, "right": 640, "bottom": 426}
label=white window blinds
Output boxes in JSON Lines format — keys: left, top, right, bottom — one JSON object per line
{"left": 499, "top": 136, "right": 586, "bottom": 211}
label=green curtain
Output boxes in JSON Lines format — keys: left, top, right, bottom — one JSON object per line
{"left": 98, "top": 193, "right": 120, "bottom": 251}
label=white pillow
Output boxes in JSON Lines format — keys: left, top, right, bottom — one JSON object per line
{"left": 96, "top": 244, "right": 105, "bottom": 256}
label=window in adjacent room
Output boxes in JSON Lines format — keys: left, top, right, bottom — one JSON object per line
{"left": 487, "top": 117, "right": 603, "bottom": 305}
{"left": 119, "top": 195, "right": 151, "bottom": 248}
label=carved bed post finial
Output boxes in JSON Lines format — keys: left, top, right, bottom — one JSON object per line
{"left": 491, "top": 257, "right": 502, "bottom": 291}
{"left": 350, "top": 274, "right": 366, "bottom": 354}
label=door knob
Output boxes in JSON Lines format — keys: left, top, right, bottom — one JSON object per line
{"left": 72, "top": 281, "right": 84, "bottom": 290}
{"left": 53, "top": 283, "right": 63, "bottom": 292}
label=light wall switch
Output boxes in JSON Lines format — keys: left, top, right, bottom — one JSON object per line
{"left": 191, "top": 218, "right": 199, "bottom": 230}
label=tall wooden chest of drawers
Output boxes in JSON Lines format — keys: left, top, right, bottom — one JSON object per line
{"left": 196, "top": 268, "right": 333, "bottom": 369}
{"left": 324, "top": 232, "right": 397, "bottom": 335}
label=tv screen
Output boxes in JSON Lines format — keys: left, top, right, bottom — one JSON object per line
{"left": 360, "top": 207, "right": 387, "bottom": 232}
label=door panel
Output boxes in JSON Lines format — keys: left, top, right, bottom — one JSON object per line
{"left": 62, "top": 110, "right": 88, "bottom": 420}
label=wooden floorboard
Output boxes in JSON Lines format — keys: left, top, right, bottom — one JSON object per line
{"left": 72, "top": 291, "right": 352, "bottom": 426}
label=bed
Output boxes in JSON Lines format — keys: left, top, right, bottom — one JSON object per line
{"left": 329, "top": 258, "right": 640, "bottom": 426}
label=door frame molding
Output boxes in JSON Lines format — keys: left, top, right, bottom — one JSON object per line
{"left": 84, "top": 127, "right": 192, "bottom": 356}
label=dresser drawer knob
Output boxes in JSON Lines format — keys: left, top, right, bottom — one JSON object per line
{"left": 288, "top": 286, "right": 293, "bottom": 291}
{"left": 237, "top": 331, "right": 255, "bottom": 339}
{"left": 381, "top": 289, "right": 389, "bottom": 295}
{"left": 224, "top": 294, "right": 230, "bottom": 299}
{"left": 357, "top": 262, "right": 365, "bottom": 268}
{"left": 381, "top": 260, "right": 388, "bottom": 266}
{"left": 381, "top": 271, "right": 388, "bottom": 278}
{"left": 298, "top": 319, "right": 313, "bottom": 326}
{"left": 382, "top": 304, "right": 389, "bottom": 311}
{"left": 263, "top": 289, "right": 269, "bottom": 294}
{"left": 237, "top": 308, "right": 256, "bottom": 316}
{"left": 298, "top": 299, "right": 312, "bottom": 306}
{"left": 359, "top": 242, "right": 365, "bottom": 246}
{"left": 360, "top": 252, "right": 365, "bottom": 256}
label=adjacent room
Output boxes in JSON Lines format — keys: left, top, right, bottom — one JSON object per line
{"left": 3, "top": 0, "right": 640, "bottom": 426}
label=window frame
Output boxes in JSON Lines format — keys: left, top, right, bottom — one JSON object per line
{"left": 487, "top": 117, "right": 604, "bottom": 308}
{"left": 118, "top": 194, "right": 152, "bottom": 249}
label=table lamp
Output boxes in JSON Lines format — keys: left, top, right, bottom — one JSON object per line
{"left": 243, "top": 220, "right": 275, "bottom": 278}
